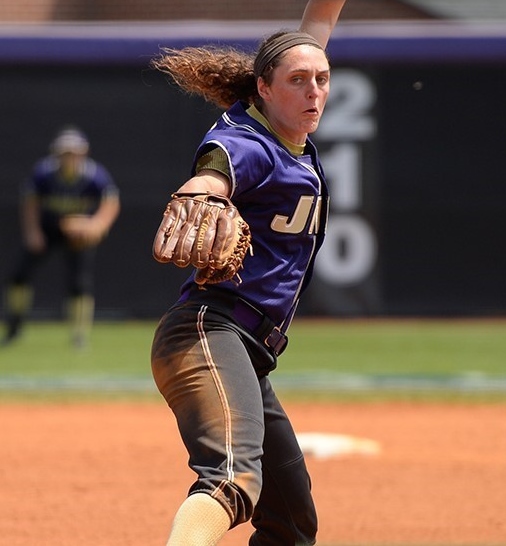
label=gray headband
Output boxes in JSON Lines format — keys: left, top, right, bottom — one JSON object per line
{"left": 254, "top": 31, "right": 324, "bottom": 78}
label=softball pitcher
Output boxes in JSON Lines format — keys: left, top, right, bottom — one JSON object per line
{"left": 151, "top": 1, "right": 347, "bottom": 544}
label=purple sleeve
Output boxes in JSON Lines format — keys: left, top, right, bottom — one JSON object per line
{"left": 193, "top": 135, "right": 274, "bottom": 197}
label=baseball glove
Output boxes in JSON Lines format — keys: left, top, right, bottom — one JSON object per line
{"left": 59, "top": 214, "right": 105, "bottom": 250}
{"left": 152, "top": 192, "right": 251, "bottom": 286}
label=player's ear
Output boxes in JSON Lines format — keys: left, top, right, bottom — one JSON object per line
{"left": 257, "top": 77, "right": 271, "bottom": 102}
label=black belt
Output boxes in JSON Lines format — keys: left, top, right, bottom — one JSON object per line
{"left": 178, "top": 285, "right": 288, "bottom": 356}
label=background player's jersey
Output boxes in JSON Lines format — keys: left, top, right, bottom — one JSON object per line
{"left": 23, "top": 156, "right": 118, "bottom": 230}
{"left": 181, "top": 101, "right": 329, "bottom": 329}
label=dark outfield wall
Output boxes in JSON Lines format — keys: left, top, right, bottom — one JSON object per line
{"left": 0, "top": 63, "right": 223, "bottom": 319}
{"left": 1, "top": 23, "right": 506, "bottom": 318}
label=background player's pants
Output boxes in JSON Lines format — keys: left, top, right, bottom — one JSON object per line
{"left": 151, "top": 299, "right": 317, "bottom": 545}
{"left": 2, "top": 241, "right": 96, "bottom": 345}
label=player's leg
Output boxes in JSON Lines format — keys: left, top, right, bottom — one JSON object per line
{"left": 65, "top": 246, "right": 96, "bottom": 348}
{"left": 2, "top": 282, "right": 33, "bottom": 344}
{"left": 67, "top": 293, "right": 95, "bottom": 348}
{"left": 1, "top": 249, "right": 45, "bottom": 345}
{"left": 151, "top": 304, "right": 266, "bottom": 545}
{"left": 249, "top": 377, "right": 317, "bottom": 546}
{"left": 165, "top": 492, "right": 231, "bottom": 546}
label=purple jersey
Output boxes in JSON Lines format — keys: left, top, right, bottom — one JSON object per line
{"left": 24, "top": 156, "right": 118, "bottom": 230}
{"left": 181, "top": 101, "right": 329, "bottom": 329}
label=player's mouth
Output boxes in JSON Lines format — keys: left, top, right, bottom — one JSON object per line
{"left": 303, "top": 107, "right": 319, "bottom": 117}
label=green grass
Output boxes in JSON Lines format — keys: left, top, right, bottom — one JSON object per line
{"left": 0, "top": 320, "right": 155, "bottom": 376}
{"left": 276, "top": 319, "right": 506, "bottom": 402}
{"left": 284, "top": 319, "right": 506, "bottom": 375}
{"left": 1, "top": 318, "right": 505, "bottom": 402}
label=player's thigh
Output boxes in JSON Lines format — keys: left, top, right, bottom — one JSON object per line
{"left": 10, "top": 248, "right": 48, "bottom": 283}
{"left": 65, "top": 247, "right": 96, "bottom": 294}
{"left": 152, "top": 307, "right": 265, "bottom": 455}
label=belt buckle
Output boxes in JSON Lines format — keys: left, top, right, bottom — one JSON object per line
{"left": 265, "top": 327, "right": 288, "bottom": 356}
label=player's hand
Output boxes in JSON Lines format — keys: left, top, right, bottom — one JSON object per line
{"left": 60, "top": 215, "right": 105, "bottom": 249}
{"left": 153, "top": 192, "right": 252, "bottom": 285}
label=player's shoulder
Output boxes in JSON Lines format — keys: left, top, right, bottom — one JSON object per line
{"left": 218, "top": 102, "right": 265, "bottom": 137}
{"left": 208, "top": 105, "right": 275, "bottom": 158}
{"left": 82, "top": 158, "right": 114, "bottom": 184}
{"left": 33, "top": 156, "right": 58, "bottom": 176}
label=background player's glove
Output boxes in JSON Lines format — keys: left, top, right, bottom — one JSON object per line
{"left": 152, "top": 192, "right": 251, "bottom": 286}
{"left": 59, "top": 215, "right": 106, "bottom": 250}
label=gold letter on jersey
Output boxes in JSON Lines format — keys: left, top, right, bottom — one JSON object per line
{"left": 270, "top": 195, "right": 315, "bottom": 234}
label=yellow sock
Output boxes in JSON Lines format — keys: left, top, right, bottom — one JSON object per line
{"left": 67, "top": 295, "right": 94, "bottom": 347}
{"left": 167, "top": 493, "right": 232, "bottom": 546}
{"left": 5, "top": 284, "right": 33, "bottom": 316}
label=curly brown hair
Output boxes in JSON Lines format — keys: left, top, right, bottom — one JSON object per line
{"left": 152, "top": 31, "right": 325, "bottom": 110}
{"left": 151, "top": 46, "right": 257, "bottom": 109}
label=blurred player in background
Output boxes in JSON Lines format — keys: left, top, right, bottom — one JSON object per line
{"left": 1, "top": 126, "right": 120, "bottom": 348}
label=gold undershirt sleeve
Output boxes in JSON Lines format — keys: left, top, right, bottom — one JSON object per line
{"left": 195, "top": 147, "right": 231, "bottom": 180}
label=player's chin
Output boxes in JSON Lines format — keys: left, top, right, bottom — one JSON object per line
{"left": 303, "top": 119, "right": 321, "bottom": 134}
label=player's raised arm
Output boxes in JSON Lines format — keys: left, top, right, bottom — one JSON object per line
{"left": 299, "top": 0, "right": 348, "bottom": 48}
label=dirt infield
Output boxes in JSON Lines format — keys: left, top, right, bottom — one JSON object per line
{"left": 1, "top": 401, "right": 505, "bottom": 546}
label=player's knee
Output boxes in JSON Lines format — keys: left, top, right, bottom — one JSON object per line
{"left": 189, "top": 476, "right": 261, "bottom": 529}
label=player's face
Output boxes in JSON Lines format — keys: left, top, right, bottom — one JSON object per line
{"left": 58, "top": 152, "right": 85, "bottom": 180}
{"left": 258, "top": 45, "right": 330, "bottom": 145}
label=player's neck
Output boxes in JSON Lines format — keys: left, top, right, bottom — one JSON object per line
{"left": 246, "top": 105, "right": 306, "bottom": 156}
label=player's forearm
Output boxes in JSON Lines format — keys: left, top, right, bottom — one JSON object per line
{"left": 20, "top": 197, "right": 46, "bottom": 251}
{"left": 300, "top": 0, "right": 348, "bottom": 48}
{"left": 176, "top": 170, "right": 231, "bottom": 197}
{"left": 20, "top": 198, "right": 41, "bottom": 238}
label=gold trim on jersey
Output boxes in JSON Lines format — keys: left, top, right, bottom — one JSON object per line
{"left": 246, "top": 105, "right": 306, "bottom": 157}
